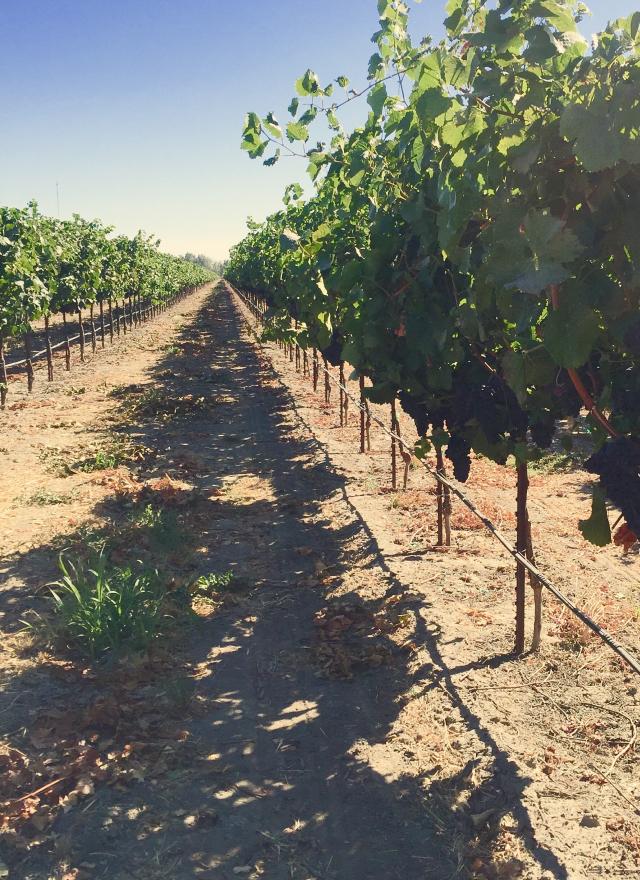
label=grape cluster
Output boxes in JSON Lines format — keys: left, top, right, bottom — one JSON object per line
{"left": 397, "top": 391, "right": 444, "bottom": 437}
{"left": 446, "top": 434, "right": 472, "bottom": 482}
{"left": 530, "top": 415, "right": 555, "bottom": 449}
{"left": 286, "top": 299, "right": 300, "bottom": 321}
{"left": 623, "top": 320, "right": 640, "bottom": 355}
{"left": 451, "top": 374, "right": 527, "bottom": 449}
{"left": 585, "top": 437, "right": 640, "bottom": 535}
{"left": 321, "top": 329, "right": 343, "bottom": 366}
{"left": 549, "top": 371, "right": 586, "bottom": 420}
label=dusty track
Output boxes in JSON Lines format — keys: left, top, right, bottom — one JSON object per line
{"left": 0, "top": 284, "right": 638, "bottom": 879}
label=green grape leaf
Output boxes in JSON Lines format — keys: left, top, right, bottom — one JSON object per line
{"left": 263, "top": 113, "right": 282, "bottom": 139}
{"left": 279, "top": 229, "right": 301, "bottom": 251}
{"left": 561, "top": 87, "right": 640, "bottom": 173}
{"left": 296, "top": 69, "right": 320, "bottom": 97}
{"left": 543, "top": 300, "right": 600, "bottom": 368}
{"left": 579, "top": 487, "right": 612, "bottom": 546}
{"left": 286, "top": 122, "right": 309, "bottom": 143}
{"left": 491, "top": 211, "right": 584, "bottom": 294}
{"left": 367, "top": 83, "right": 388, "bottom": 117}
{"left": 263, "top": 149, "right": 281, "bottom": 167}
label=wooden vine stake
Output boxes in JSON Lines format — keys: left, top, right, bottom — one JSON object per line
{"left": 435, "top": 447, "right": 451, "bottom": 547}
{"left": 0, "top": 335, "right": 7, "bottom": 408}
{"left": 312, "top": 348, "right": 319, "bottom": 391}
{"left": 89, "top": 305, "right": 97, "bottom": 353}
{"left": 528, "top": 518, "right": 543, "bottom": 652}
{"left": 511, "top": 460, "right": 543, "bottom": 652}
{"left": 359, "top": 376, "right": 366, "bottom": 453}
{"left": 303, "top": 350, "right": 308, "bottom": 378}
{"left": 77, "top": 308, "right": 85, "bottom": 361}
{"left": 391, "top": 400, "right": 398, "bottom": 490}
{"left": 323, "top": 356, "right": 330, "bottom": 404}
{"left": 44, "top": 316, "right": 54, "bottom": 381}
{"left": 294, "top": 322, "right": 300, "bottom": 372}
{"left": 99, "top": 301, "right": 106, "bottom": 347}
{"left": 339, "top": 362, "right": 347, "bottom": 426}
{"left": 391, "top": 399, "right": 411, "bottom": 490}
{"left": 365, "top": 400, "right": 371, "bottom": 452}
{"left": 62, "top": 310, "right": 71, "bottom": 370}
{"left": 515, "top": 462, "right": 529, "bottom": 654}
{"left": 24, "top": 331, "right": 34, "bottom": 391}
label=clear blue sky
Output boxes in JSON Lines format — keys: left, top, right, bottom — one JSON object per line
{"left": 0, "top": 0, "right": 632, "bottom": 260}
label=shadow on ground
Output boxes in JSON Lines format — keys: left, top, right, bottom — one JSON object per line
{"left": 0, "top": 285, "right": 568, "bottom": 880}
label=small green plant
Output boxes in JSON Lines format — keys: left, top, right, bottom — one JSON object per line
{"left": 363, "top": 473, "right": 380, "bottom": 493}
{"left": 21, "top": 489, "right": 74, "bottom": 506}
{"left": 163, "top": 344, "right": 182, "bottom": 356}
{"left": 71, "top": 436, "right": 151, "bottom": 472}
{"left": 116, "top": 385, "right": 211, "bottom": 422}
{"left": 77, "top": 449, "right": 119, "bottom": 471}
{"left": 52, "top": 522, "right": 111, "bottom": 557}
{"left": 131, "top": 503, "right": 185, "bottom": 553}
{"left": 527, "top": 450, "right": 583, "bottom": 474}
{"left": 163, "top": 676, "right": 196, "bottom": 712}
{"left": 192, "top": 571, "right": 234, "bottom": 599}
{"left": 39, "top": 447, "right": 72, "bottom": 477}
{"left": 36, "top": 555, "right": 167, "bottom": 659}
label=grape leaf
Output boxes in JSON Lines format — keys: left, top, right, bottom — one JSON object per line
{"left": 543, "top": 302, "right": 600, "bottom": 368}
{"left": 579, "top": 488, "right": 612, "bottom": 547}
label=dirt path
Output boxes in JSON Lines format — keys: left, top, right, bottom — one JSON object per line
{"left": 1, "top": 284, "right": 638, "bottom": 880}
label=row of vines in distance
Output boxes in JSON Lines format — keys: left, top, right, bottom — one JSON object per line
{"left": 0, "top": 202, "right": 215, "bottom": 405}
{"left": 226, "top": 0, "right": 640, "bottom": 653}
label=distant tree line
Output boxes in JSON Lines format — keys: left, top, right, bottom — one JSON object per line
{"left": 183, "top": 253, "right": 226, "bottom": 275}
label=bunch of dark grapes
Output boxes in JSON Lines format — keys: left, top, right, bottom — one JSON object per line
{"left": 585, "top": 437, "right": 640, "bottom": 535}
{"left": 261, "top": 290, "right": 275, "bottom": 308}
{"left": 321, "top": 330, "right": 343, "bottom": 366}
{"left": 623, "top": 319, "right": 640, "bottom": 355}
{"left": 550, "top": 372, "right": 583, "bottom": 419}
{"left": 397, "top": 391, "right": 444, "bottom": 437}
{"left": 451, "top": 375, "right": 527, "bottom": 450}
{"left": 397, "top": 391, "right": 430, "bottom": 436}
{"left": 446, "top": 433, "right": 472, "bottom": 482}
{"left": 530, "top": 414, "right": 556, "bottom": 449}
{"left": 610, "top": 373, "right": 640, "bottom": 422}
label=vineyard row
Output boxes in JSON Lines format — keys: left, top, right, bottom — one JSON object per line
{"left": 230, "top": 281, "right": 640, "bottom": 677}
{"left": 0, "top": 201, "right": 215, "bottom": 407}
{"left": 226, "top": 1, "right": 640, "bottom": 657}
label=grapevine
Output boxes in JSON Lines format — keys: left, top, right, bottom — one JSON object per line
{"left": 0, "top": 202, "right": 214, "bottom": 404}
{"left": 227, "top": 0, "right": 640, "bottom": 651}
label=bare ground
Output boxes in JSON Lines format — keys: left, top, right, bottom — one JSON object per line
{"left": 0, "top": 283, "right": 638, "bottom": 880}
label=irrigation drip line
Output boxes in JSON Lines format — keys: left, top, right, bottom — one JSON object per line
{"left": 230, "top": 282, "right": 640, "bottom": 678}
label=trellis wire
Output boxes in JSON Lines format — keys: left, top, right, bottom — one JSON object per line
{"left": 230, "top": 282, "right": 640, "bottom": 677}
{"left": 3, "top": 302, "right": 157, "bottom": 370}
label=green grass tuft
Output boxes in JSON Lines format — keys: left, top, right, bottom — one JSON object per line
{"left": 35, "top": 555, "right": 167, "bottom": 659}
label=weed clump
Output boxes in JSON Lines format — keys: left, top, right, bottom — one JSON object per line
{"left": 34, "top": 555, "right": 167, "bottom": 659}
